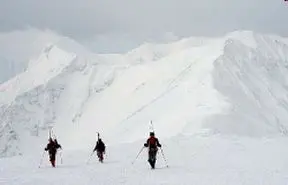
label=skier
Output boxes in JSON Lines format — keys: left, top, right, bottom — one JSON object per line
{"left": 44, "top": 138, "right": 62, "bottom": 167}
{"left": 144, "top": 132, "right": 162, "bottom": 169}
{"left": 93, "top": 138, "right": 106, "bottom": 163}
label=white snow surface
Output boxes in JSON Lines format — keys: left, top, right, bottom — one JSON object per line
{"left": 1, "top": 30, "right": 288, "bottom": 184}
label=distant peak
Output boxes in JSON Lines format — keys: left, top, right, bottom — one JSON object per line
{"left": 226, "top": 30, "right": 255, "bottom": 36}
{"left": 42, "top": 43, "right": 55, "bottom": 55}
{"left": 224, "top": 30, "right": 257, "bottom": 48}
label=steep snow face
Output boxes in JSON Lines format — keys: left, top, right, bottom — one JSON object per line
{"left": 207, "top": 33, "right": 288, "bottom": 137}
{"left": 0, "top": 42, "right": 127, "bottom": 157}
{"left": 0, "top": 34, "right": 227, "bottom": 156}
{"left": 0, "top": 45, "right": 77, "bottom": 157}
{"left": 0, "top": 45, "right": 76, "bottom": 104}
{"left": 73, "top": 39, "right": 227, "bottom": 148}
{"left": 1, "top": 31, "right": 288, "bottom": 157}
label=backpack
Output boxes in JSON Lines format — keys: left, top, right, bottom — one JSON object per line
{"left": 148, "top": 137, "right": 157, "bottom": 148}
{"left": 96, "top": 140, "right": 105, "bottom": 152}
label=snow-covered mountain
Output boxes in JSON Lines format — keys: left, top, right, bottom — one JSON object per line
{"left": 2, "top": 30, "right": 288, "bottom": 184}
{"left": 207, "top": 33, "right": 288, "bottom": 137}
{"left": 0, "top": 28, "right": 103, "bottom": 84}
{"left": 0, "top": 29, "right": 61, "bottom": 83}
{"left": 1, "top": 30, "right": 288, "bottom": 158}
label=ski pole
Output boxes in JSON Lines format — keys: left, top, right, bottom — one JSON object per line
{"left": 104, "top": 150, "right": 108, "bottom": 160}
{"left": 86, "top": 151, "right": 95, "bottom": 164}
{"left": 150, "top": 120, "right": 155, "bottom": 133}
{"left": 160, "top": 148, "right": 169, "bottom": 167}
{"left": 38, "top": 151, "right": 46, "bottom": 168}
{"left": 58, "top": 150, "right": 63, "bottom": 164}
{"left": 132, "top": 146, "right": 145, "bottom": 164}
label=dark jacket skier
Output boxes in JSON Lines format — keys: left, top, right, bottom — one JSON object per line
{"left": 45, "top": 138, "right": 62, "bottom": 167}
{"left": 93, "top": 138, "right": 106, "bottom": 162}
{"left": 144, "top": 132, "right": 162, "bottom": 169}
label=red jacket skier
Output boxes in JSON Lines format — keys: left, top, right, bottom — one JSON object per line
{"left": 144, "top": 132, "right": 162, "bottom": 169}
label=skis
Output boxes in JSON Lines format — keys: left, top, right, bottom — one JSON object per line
{"left": 87, "top": 132, "right": 105, "bottom": 164}
{"left": 149, "top": 120, "right": 155, "bottom": 133}
{"left": 38, "top": 151, "right": 46, "bottom": 168}
{"left": 149, "top": 120, "right": 169, "bottom": 168}
{"left": 48, "top": 127, "right": 58, "bottom": 140}
{"left": 39, "top": 122, "right": 169, "bottom": 170}
{"left": 39, "top": 127, "right": 62, "bottom": 168}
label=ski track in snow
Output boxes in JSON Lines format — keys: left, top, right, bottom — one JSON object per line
{"left": 119, "top": 58, "right": 199, "bottom": 124}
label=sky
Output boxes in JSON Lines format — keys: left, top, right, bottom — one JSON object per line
{"left": 0, "top": 0, "right": 288, "bottom": 52}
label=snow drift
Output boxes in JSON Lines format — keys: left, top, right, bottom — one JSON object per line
{"left": 1, "top": 30, "right": 288, "bottom": 158}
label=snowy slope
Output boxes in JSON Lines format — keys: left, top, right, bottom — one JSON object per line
{"left": 2, "top": 31, "right": 288, "bottom": 156}
{"left": 207, "top": 32, "right": 288, "bottom": 136}
{"left": 1, "top": 30, "right": 288, "bottom": 184}
{"left": 2, "top": 136, "right": 288, "bottom": 185}
{"left": 0, "top": 42, "right": 134, "bottom": 157}
{"left": 0, "top": 28, "right": 102, "bottom": 84}
{"left": 0, "top": 44, "right": 77, "bottom": 156}
{"left": 0, "top": 45, "right": 77, "bottom": 103}
{"left": 75, "top": 38, "right": 227, "bottom": 147}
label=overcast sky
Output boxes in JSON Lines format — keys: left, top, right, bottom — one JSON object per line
{"left": 1, "top": 0, "right": 288, "bottom": 51}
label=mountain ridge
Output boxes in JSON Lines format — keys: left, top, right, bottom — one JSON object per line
{"left": 1, "top": 30, "right": 288, "bottom": 157}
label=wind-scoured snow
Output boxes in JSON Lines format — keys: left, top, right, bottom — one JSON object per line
{"left": 207, "top": 33, "right": 288, "bottom": 137}
{"left": 1, "top": 30, "right": 288, "bottom": 184}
